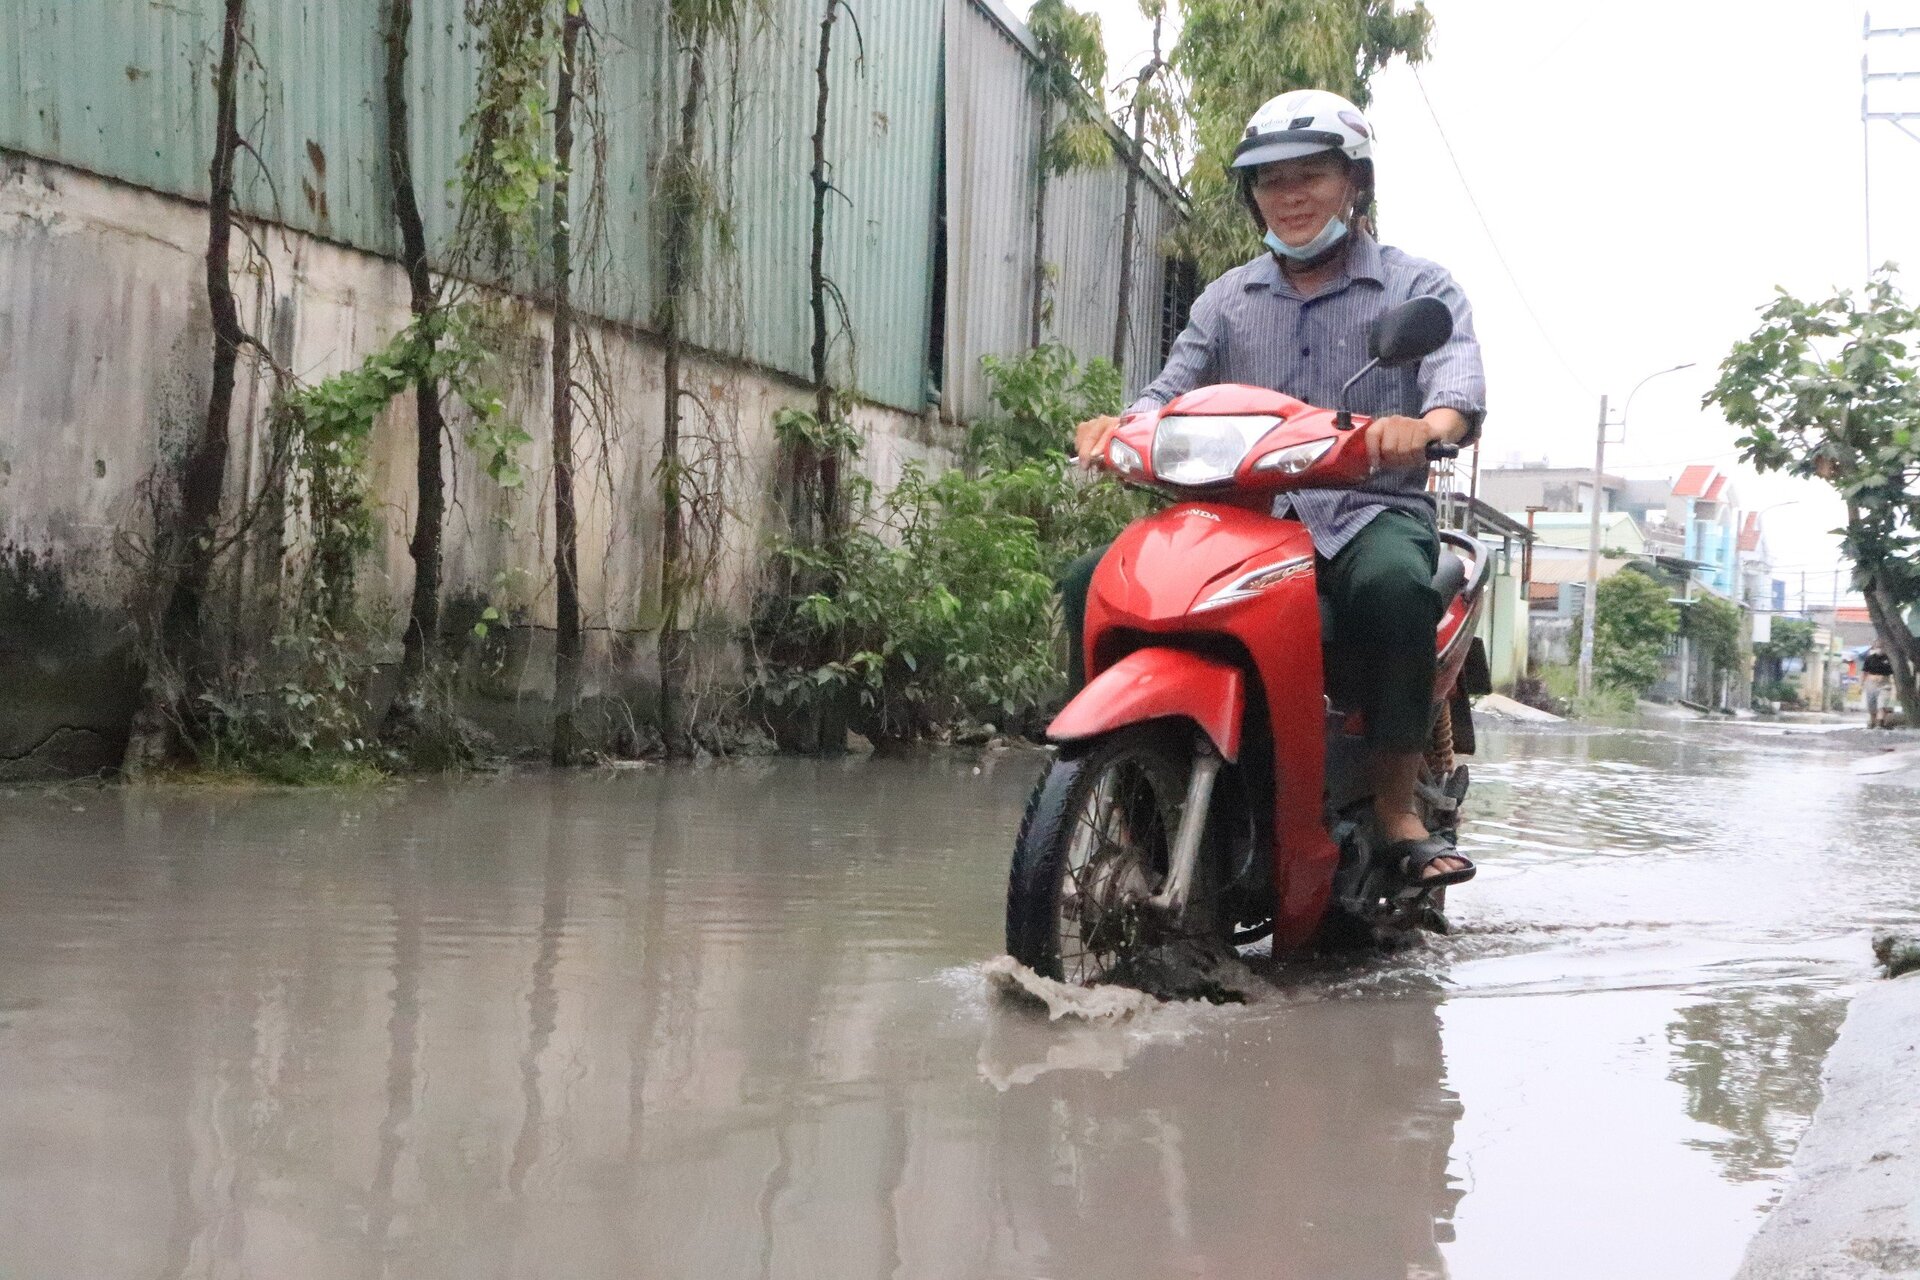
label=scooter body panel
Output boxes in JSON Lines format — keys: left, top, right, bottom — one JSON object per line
{"left": 1074, "top": 503, "right": 1340, "bottom": 952}
{"left": 1046, "top": 648, "right": 1246, "bottom": 762}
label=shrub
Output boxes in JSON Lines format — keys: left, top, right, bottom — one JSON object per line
{"left": 971, "top": 343, "right": 1122, "bottom": 467}
{"left": 1537, "top": 660, "right": 1636, "bottom": 721}
{"left": 1684, "top": 593, "right": 1743, "bottom": 677}
{"left": 754, "top": 346, "right": 1150, "bottom": 742}
{"left": 1594, "top": 569, "right": 1680, "bottom": 694}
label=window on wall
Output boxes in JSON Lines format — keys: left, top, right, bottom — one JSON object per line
{"left": 1159, "top": 257, "right": 1200, "bottom": 363}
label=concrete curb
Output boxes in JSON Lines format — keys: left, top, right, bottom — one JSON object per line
{"left": 1733, "top": 973, "right": 1920, "bottom": 1279}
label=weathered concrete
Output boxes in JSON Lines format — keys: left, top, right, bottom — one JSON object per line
{"left": 1734, "top": 974, "right": 1920, "bottom": 1280}
{"left": 0, "top": 547, "right": 143, "bottom": 779}
{"left": 1, "top": 152, "right": 960, "bottom": 768}
{"left": 1472, "top": 692, "right": 1565, "bottom": 723}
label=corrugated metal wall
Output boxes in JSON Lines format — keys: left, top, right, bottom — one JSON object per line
{"left": 1042, "top": 161, "right": 1177, "bottom": 402}
{"left": 941, "top": 0, "right": 1183, "bottom": 422}
{"left": 941, "top": 0, "right": 1040, "bottom": 423}
{"left": 0, "top": 0, "right": 941, "bottom": 411}
{"left": 0, "top": 0, "right": 1170, "bottom": 420}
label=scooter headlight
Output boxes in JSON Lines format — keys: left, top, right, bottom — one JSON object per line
{"left": 1252, "top": 436, "right": 1336, "bottom": 475}
{"left": 1152, "top": 415, "right": 1281, "bottom": 487}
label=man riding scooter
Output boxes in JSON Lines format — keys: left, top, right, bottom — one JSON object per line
{"left": 1064, "top": 89, "right": 1485, "bottom": 889}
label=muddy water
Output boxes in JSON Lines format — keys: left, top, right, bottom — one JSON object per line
{"left": 2, "top": 724, "right": 1917, "bottom": 1280}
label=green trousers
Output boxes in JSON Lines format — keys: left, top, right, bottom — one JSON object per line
{"left": 1058, "top": 509, "right": 1442, "bottom": 753}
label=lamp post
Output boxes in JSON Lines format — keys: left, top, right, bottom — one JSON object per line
{"left": 1578, "top": 362, "right": 1697, "bottom": 698}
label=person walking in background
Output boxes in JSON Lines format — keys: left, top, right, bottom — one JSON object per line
{"left": 1862, "top": 644, "right": 1894, "bottom": 729}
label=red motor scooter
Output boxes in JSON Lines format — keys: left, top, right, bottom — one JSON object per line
{"left": 1005, "top": 297, "right": 1492, "bottom": 986}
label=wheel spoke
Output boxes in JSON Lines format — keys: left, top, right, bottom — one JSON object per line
{"left": 1050, "top": 756, "right": 1184, "bottom": 985}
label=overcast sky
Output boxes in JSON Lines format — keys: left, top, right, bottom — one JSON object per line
{"left": 1019, "top": 0, "right": 1920, "bottom": 607}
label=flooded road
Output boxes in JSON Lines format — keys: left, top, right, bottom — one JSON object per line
{"left": 3, "top": 722, "right": 1917, "bottom": 1280}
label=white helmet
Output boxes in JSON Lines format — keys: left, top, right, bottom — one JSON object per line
{"left": 1231, "top": 89, "right": 1374, "bottom": 171}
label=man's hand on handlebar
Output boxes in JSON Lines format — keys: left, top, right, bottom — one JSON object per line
{"left": 1365, "top": 409, "right": 1468, "bottom": 473}
{"left": 1073, "top": 415, "right": 1121, "bottom": 472}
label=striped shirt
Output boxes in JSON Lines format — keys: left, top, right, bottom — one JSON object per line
{"left": 1129, "top": 232, "right": 1486, "bottom": 559}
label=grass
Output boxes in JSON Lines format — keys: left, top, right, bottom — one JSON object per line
{"left": 158, "top": 749, "right": 393, "bottom": 788}
{"left": 1538, "top": 663, "right": 1639, "bottom": 722}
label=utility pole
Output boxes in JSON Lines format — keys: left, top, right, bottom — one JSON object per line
{"left": 1863, "top": 10, "right": 1920, "bottom": 278}
{"left": 1676, "top": 576, "right": 1694, "bottom": 704}
{"left": 1578, "top": 394, "right": 1609, "bottom": 699}
{"left": 1578, "top": 362, "right": 1696, "bottom": 699}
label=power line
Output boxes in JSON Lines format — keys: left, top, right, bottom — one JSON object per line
{"left": 1605, "top": 450, "right": 1744, "bottom": 470}
{"left": 1410, "top": 66, "right": 1594, "bottom": 397}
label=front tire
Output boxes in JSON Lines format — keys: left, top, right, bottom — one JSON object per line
{"left": 1005, "top": 725, "right": 1228, "bottom": 985}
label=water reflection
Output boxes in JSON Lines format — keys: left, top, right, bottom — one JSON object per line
{"left": 986, "top": 989, "right": 1463, "bottom": 1280}
{"left": 0, "top": 725, "right": 1914, "bottom": 1279}
{"left": 1667, "top": 985, "right": 1846, "bottom": 1184}
{"left": 365, "top": 838, "right": 422, "bottom": 1279}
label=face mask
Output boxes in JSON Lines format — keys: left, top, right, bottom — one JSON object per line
{"left": 1265, "top": 216, "right": 1349, "bottom": 263}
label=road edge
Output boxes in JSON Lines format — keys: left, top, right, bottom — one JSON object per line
{"left": 1733, "top": 971, "right": 1920, "bottom": 1279}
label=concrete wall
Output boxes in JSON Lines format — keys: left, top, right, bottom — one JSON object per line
{"left": 1530, "top": 616, "right": 1576, "bottom": 669}
{"left": 0, "top": 154, "right": 958, "bottom": 775}
{"left": 1475, "top": 572, "right": 1527, "bottom": 690}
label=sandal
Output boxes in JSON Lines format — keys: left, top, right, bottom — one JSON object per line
{"left": 1386, "top": 835, "right": 1476, "bottom": 889}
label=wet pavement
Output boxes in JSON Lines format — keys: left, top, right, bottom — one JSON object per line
{"left": 3, "top": 721, "right": 1918, "bottom": 1280}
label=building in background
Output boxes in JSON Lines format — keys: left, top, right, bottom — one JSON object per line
{"left": 1506, "top": 509, "right": 1646, "bottom": 622}
{"left": 1439, "top": 500, "right": 1535, "bottom": 691}
{"left": 1669, "top": 465, "right": 1742, "bottom": 596}
{"left": 1477, "top": 464, "right": 1626, "bottom": 517}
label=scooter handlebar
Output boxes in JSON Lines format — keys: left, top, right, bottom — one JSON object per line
{"left": 1425, "top": 441, "right": 1461, "bottom": 461}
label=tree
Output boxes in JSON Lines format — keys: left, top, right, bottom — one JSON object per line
{"left": 127, "top": 0, "right": 255, "bottom": 772}
{"left": 1111, "top": 0, "right": 1170, "bottom": 371}
{"left": 803, "top": 0, "right": 861, "bottom": 541}
{"left": 1706, "top": 272, "right": 1920, "bottom": 725}
{"left": 654, "top": 0, "right": 759, "bottom": 747}
{"left": 549, "top": 0, "right": 587, "bottom": 764}
{"left": 1594, "top": 569, "right": 1679, "bottom": 694}
{"left": 1026, "top": 0, "right": 1109, "bottom": 348}
{"left": 1169, "top": 0, "right": 1431, "bottom": 281}
{"left": 1752, "top": 615, "right": 1816, "bottom": 701}
{"left": 1753, "top": 616, "right": 1816, "bottom": 665}
{"left": 381, "top": 0, "right": 452, "bottom": 712}
{"left": 1683, "top": 593, "right": 1743, "bottom": 698}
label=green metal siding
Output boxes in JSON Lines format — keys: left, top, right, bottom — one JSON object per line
{"left": 0, "top": 0, "right": 939, "bottom": 411}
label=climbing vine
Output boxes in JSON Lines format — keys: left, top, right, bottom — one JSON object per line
{"left": 280, "top": 310, "right": 524, "bottom": 610}
{"left": 653, "top": 0, "right": 765, "bottom": 748}
{"left": 456, "top": 0, "right": 559, "bottom": 270}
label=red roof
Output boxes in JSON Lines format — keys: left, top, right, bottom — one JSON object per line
{"left": 1704, "top": 475, "right": 1728, "bottom": 502}
{"left": 1673, "top": 464, "right": 1718, "bottom": 498}
{"left": 1738, "top": 512, "right": 1761, "bottom": 553}
{"left": 1836, "top": 606, "right": 1872, "bottom": 623}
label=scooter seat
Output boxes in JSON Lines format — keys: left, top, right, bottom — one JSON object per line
{"left": 1432, "top": 552, "right": 1467, "bottom": 608}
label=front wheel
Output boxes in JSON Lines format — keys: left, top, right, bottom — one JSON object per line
{"left": 1005, "top": 725, "right": 1229, "bottom": 986}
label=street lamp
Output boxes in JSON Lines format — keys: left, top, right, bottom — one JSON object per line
{"left": 1577, "top": 362, "right": 1697, "bottom": 699}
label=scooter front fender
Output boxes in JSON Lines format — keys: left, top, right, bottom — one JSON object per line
{"left": 1046, "top": 648, "right": 1244, "bottom": 762}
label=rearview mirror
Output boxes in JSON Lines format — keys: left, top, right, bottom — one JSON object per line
{"left": 1368, "top": 296, "right": 1454, "bottom": 368}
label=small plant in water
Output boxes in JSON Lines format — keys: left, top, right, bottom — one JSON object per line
{"left": 1873, "top": 932, "right": 1920, "bottom": 979}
